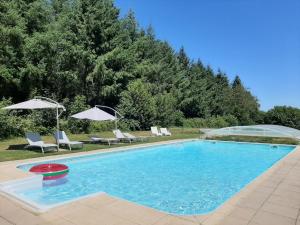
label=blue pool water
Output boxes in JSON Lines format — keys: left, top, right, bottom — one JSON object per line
{"left": 17, "top": 141, "right": 294, "bottom": 215}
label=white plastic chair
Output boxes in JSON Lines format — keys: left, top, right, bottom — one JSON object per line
{"left": 54, "top": 131, "right": 83, "bottom": 150}
{"left": 113, "top": 129, "right": 132, "bottom": 143}
{"left": 151, "top": 126, "right": 162, "bottom": 136}
{"left": 160, "top": 128, "right": 171, "bottom": 136}
{"left": 123, "top": 132, "right": 147, "bottom": 142}
{"left": 90, "top": 135, "right": 119, "bottom": 146}
{"left": 25, "top": 132, "right": 58, "bottom": 154}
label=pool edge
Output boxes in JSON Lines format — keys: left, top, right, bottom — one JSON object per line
{"left": 0, "top": 139, "right": 298, "bottom": 217}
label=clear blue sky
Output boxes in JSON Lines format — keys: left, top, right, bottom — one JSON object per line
{"left": 115, "top": 0, "right": 300, "bottom": 111}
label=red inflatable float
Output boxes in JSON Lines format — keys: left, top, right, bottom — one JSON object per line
{"left": 29, "top": 163, "right": 69, "bottom": 180}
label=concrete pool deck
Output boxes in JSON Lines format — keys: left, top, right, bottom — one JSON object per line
{"left": 0, "top": 140, "right": 300, "bottom": 225}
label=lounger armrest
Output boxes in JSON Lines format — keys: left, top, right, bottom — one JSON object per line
{"left": 42, "top": 144, "right": 58, "bottom": 147}
{"left": 91, "top": 137, "right": 104, "bottom": 141}
{"left": 69, "top": 141, "right": 83, "bottom": 145}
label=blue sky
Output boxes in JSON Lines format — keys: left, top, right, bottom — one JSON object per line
{"left": 115, "top": 0, "right": 300, "bottom": 111}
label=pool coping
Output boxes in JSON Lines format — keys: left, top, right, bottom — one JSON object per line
{"left": 0, "top": 139, "right": 299, "bottom": 225}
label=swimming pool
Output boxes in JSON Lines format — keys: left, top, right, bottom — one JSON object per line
{"left": 2, "top": 141, "right": 295, "bottom": 215}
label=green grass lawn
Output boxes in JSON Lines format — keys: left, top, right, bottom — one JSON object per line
{"left": 0, "top": 128, "right": 298, "bottom": 162}
{"left": 0, "top": 128, "right": 201, "bottom": 162}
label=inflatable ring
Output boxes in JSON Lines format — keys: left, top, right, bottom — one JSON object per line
{"left": 29, "top": 163, "right": 69, "bottom": 180}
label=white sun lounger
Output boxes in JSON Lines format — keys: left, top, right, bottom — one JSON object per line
{"left": 25, "top": 132, "right": 58, "bottom": 154}
{"left": 151, "top": 126, "right": 162, "bottom": 136}
{"left": 54, "top": 131, "right": 83, "bottom": 150}
{"left": 160, "top": 128, "right": 172, "bottom": 136}
{"left": 90, "top": 135, "right": 119, "bottom": 146}
{"left": 123, "top": 132, "right": 148, "bottom": 142}
{"left": 113, "top": 129, "right": 132, "bottom": 143}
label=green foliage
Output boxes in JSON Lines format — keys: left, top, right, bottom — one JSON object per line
{"left": 264, "top": 106, "right": 300, "bottom": 130}
{"left": 26, "top": 110, "right": 57, "bottom": 134}
{"left": 0, "top": 98, "right": 36, "bottom": 139}
{"left": 223, "top": 114, "right": 239, "bottom": 127}
{"left": 118, "top": 80, "right": 156, "bottom": 130}
{"left": 230, "top": 76, "right": 260, "bottom": 125}
{"left": 155, "top": 93, "right": 184, "bottom": 127}
{"left": 0, "top": 0, "right": 280, "bottom": 138}
{"left": 90, "top": 121, "right": 116, "bottom": 132}
{"left": 67, "top": 95, "right": 90, "bottom": 133}
{"left": 183, "top": 115, "right": 239, "bottom": 128}
{"left": 179, "top": 62, "right": 234, "bottom": 118}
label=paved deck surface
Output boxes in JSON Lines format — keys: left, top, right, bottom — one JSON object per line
{"left": 0, "top": 141, "right": 299, "bottom": 225}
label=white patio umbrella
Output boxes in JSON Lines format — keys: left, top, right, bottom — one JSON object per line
{"left": 2, "top": 97, "right": 66, "bottom": 144}
{"left": 70, "top": 105, "right": 121, "bottom": 129}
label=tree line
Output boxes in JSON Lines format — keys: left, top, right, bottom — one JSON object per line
{"left": 0, "top": 0, "right": 299, "bottom": 138}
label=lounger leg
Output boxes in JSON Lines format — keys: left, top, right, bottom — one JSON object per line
{"left": 68, "top": 144, "right": 71, "bottom": 151}
{"left": 41, "top": 147, "right": 44, "bottom": 154}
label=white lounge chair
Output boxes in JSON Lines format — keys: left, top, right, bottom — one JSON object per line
{"left": 160, "top": 128, "right": 171, "bottom": 136}
{"left": 123, "top": 132, "right": 148, "bottom": 142}
{"left": 25, "top": 132, "right": 58, "bottom": 154}
{"left": 151, "top": 126, "right": 162, "bottom": 136}
{"left": 90, "top": 135, "right": 119, "bottom": 146}
{"left": 113, "top": 129, "right": 132, "bottom": 143}
{"left": 54, "top": 131, "right": 83, "bottom": 150}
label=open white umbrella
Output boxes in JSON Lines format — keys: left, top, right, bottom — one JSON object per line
{"left": 70, "top": 105, "right": 121, "bottom": 129}
{"left": 71, "top": 107, "right": 116, "bottom": 121}
{"left": 2, "top": 97, "right": 65, "bottom": 144}
{"left": 3, "top": 98, "right": 64, "bottom": 110}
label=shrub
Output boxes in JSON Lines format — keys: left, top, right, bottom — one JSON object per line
{"left": 155, "top": 93, "right": 184, "bottom": 127}
{"left": 264, "top": 106, "right": 300, "bottom": 130}
{"left": 67, "top": 95, "right": 90, "bottom": 133}
{"left": 27, "top": 110, "right": 57, "bottom": 135}
{"left": 90, "top": 121, "right": 116, "bottom": 132}
{"left": 117, "top": 80, "right": 157, "bottom": 130}
{"left": 223, "top": 115, "right": 239, "bottom": 126}
{"left": 206, "top": 116, "right": 229, "bottom": 128}
{"left": 183, "top": 118, "right": 205, "bottom": 128}
{"left": 0, "top": 98, "right": 38, "bottom": 138}
{"left": 182, "top": 115, "right": 239, "bottom": 128}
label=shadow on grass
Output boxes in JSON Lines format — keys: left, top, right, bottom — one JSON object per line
{"left": 7, "top": 144, "right": 28, "bottom": 151}
{"left": 6, "top": 144, "right": 59, "bottom": 153}
{"left": 6, "top": 142, "right": 89, "bottom": 151}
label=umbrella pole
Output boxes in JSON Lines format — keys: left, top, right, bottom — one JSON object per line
{"left": 115, "top": 111, "right": 117, "bottom": 130}
{"left": 93, "top": 105, "right": 122, "bottom": 130}
{"left": 56, "top": 107, "right": 60, "bottom": 149}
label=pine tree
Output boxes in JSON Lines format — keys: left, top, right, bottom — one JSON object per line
{"left": 231, "top": 76, "right": 260, "bottom": 124}
{"left": 177, "top": 47, "right": 190, "bottom": 69}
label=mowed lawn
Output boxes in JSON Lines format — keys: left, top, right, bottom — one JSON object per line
{"left": 0, "top": 128, "right": 201, "bottom": 162}
{"left": 0, "top": 128, "right": 298, "bottom": 162}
